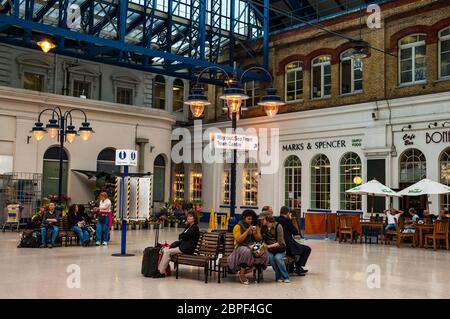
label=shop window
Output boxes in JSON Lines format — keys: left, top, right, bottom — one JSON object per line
{"left": 42, "top": 147, "right": 68, "bottom": 198}
{"left": 310, "top": 154, "right": 330, "bottom": 209}
{"left": 244, "top": 81, "right": 261, "bottom": 107}
{"left": 243, "top": 159, "right": 258, "bottom": 206}
{"left": 190, "top": 163, "right": 202, "bottom": 202}
{"left": 173, "top": 78, "right": 184, "bottom": 113}
{"left": 285, "top": 61, "right": 303, "bottom": 102}
{"left": 97, "top": 148, "right": 120, "bottom": 174}
{"left": 173, "top": 163, "right": 185, "bottom": 202}
{"left": 153, "top": 75, "right": 166, "bottom": 110}
{"left": 340, "top": 152, "right": 362, "bottom": 210}
{"left": 340, "top": 50, "right": 363, "bottom": 95}
{"left": 223, "top": 163, "right": 231, "bottom": 205}
{"left": 439, "top": 27, "right": 450, "bottom": 79}
{"left": 153, "top": 155, "right": 166, "bottom": 203}
{"left": 399, "top": 148, "right": 426, "bottom": 183}
{"left": 23, "top": 72, "right": 45, "bottom": 92}
{"left": 73, "top": 79, "right": 91, "bottom": 98}
{"left": 312, "top": 56, "right": 331, "bottom": 99}
{"left": 440, "top": 148, "right": 450, "bottom": 211}
{"left": 284, "top": 155, "right": 301, "bottom": 210}
{"left": 399, "top": 34, "right": 426, "bottom": 85}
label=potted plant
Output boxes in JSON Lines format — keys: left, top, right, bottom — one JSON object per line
{"left": 167, "top": 214, "right": 177, "bottom": 228}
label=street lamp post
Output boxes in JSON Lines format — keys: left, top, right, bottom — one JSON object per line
{"left": 185, "top": 66, "right": 285, "bottom": 220}
{"left": 31, "top": 107, "right": 93, "bottom": 210}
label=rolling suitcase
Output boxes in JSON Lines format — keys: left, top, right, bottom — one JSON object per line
{"left": 141, "top": 226, "right": 161, "bottom": 277}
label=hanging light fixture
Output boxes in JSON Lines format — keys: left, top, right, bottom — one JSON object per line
{"left": 45, "top": 118, "right": 59, "bottom": 139}
{"left": 219, "top": 78, "right": 249, "bottom": 113}
{"left": 350, "top": 39, "right": 369, "bottom": 61}
{"left": 353, "top": 176, "right": 363, "bottom": 185}
{"left": 258, "top": 87, "right": 285, "bottom": 117}
{"left": 37, "top": 39, "right": 56, "bottom": 53}
{"left": 78, "top": 122, "right": 93, "bottom": 141}
{"left": 65, "top": 125, "right": 77, "bottom": 144}
{"left": 31, "top": 122, "right": 46, "bottom": 141}
{"left": 184, "top": 86, "right": 211, "bottom": 118}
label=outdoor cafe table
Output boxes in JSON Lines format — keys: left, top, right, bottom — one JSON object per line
{"left": 359, "top": 220, "right": 384, "bottom": 244}
{"left": 416, "top": 223, "right": 434, "bottom": 248}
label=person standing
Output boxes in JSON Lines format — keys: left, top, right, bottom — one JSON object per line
{"left": 40, "top": 202, "right": 60, "bottom": 248}
{"left": 95, "top": 192, "right": 111, "bottom": 246}
{"left": 261, "top": 215, "right": 289, "bottom": 283}
{"left": 277, "top": 206, "right": 311, "bottom": 276}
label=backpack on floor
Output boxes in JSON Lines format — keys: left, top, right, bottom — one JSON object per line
{"left": 18, "top": 229, "right": 41, "bottom": 248}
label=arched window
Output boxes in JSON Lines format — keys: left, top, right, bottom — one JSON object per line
{"left": 311, "top": 56, "right": 331, "bottom": 99}
{"left": 399, "top": 148, "right": 426, "bottom": 183}
{"left": 173, "top": 163, "right": 185, "bottom": 202}
{"left": 341, "top": 50, "right": 363, "bottom": 95}
{"left": 223, "top": 163, "right": 231, "bottom": 205}
{"left": 243, "top": 159, "right": 258, "bottom": 206}
{"left": 310, "top": 154, "right": 330, "bottom": 209}
{"left": 173, "top": 78, "right": 184, "bottom": 112}
{"left": 440, "top": 148, "right": 450, "bottom": 211}
{"left": 285, "top": 61, "right": 303, "bottom": 102}
{"left": 97, "top": 148, "right": 120, "bottom": 174}
{"left": 153, "top": 75, "right": 165, "bottom": 110}
{"left": 190, "top": 163, "right": 202, "bottom": 202}
{"left": 153, "top": 155, "right": 166, "bottom": 203}
{"left": 284, "top": 156, "right": 301, "bottom": 210}
{"left": 439, "top": 27, "right": 450, "bottom": 79}
{"left": 399, "top": 34, "right": 426, "bottom": 84}
{"left": 340, "top": 152, "right": 362, "bottom": 210}
{"left": 42, "top": 147, "right": 68, "bottom": 198}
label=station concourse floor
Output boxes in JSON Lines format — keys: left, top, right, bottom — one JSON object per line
{"left": 0, "top": 227, "right": 449, "bottom": 299}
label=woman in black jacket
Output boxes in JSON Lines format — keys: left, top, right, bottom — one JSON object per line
{"left": 68, "top": 204, "right": 90, "bottom": 247}
{"left": 154, "top": 211, "right": 200, "bottom": 278}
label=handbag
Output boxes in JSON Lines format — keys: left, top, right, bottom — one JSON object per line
{"left": 249, "top": 242, "right": 267, "bottom": 257}
{"left": 268, "top": 223, "right": 286, "bottom": 254}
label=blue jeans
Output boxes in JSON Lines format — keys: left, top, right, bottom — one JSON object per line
{"left": 268, "top": 251, "right": 289, "bottom": 281}
{"left": 71, "top": 226, "right": 90, "bottom": 243}
{"left": 385, "top": 223, "right": 396, "bottom": 231}
{"left": 96, "top": 216, "right": 109, "bottom": 243}
{"left": 41, "top": 225, "right": 59, "bottom": 245}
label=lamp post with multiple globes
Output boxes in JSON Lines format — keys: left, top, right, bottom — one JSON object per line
{"left": 184, "top": 66, "right": 285, "bottom": 219}
{"left": 31, "top": 107, "right": 93, "bottom": 210}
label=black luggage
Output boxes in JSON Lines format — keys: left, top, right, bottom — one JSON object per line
{"left": 141, "top": 225, "right": 161, "bottom": 277}
{"left": 18, "top": 229, "right": 41, "bottom": 248}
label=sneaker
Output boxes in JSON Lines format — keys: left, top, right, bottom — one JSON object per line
{"left": 283, "top": 279, "right": 291, "bottom": 283}
{"left": 47, "top": 244, "right": 53, "bottom": 249}
{"left": 294, "top": 270, "right": 306, "bottom": 276}
{"left": 298, "top": 267, "right": 308, "bottom": 274}
{"left": 277, "top": 279, "right": 283, "bottom": 283}
{"left": 239, "top": 273, "right": 249, "bottom": 285}
{"left": 102, "top": 242, "right": 108, "bottom": 246}
{"left": 39, "top": 244, "right": 47, "bottom": 248}
{"left": 95, "top": 241, "right": 101, "bottom": 246}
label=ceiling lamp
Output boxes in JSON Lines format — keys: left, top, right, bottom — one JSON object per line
{"left": 350, "top": 40, "right": 369, "bottom": 61}
{"left": 37, "top": 39, "right": 56, "bottom": 53}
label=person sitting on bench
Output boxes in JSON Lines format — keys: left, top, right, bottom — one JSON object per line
{"left": 68, "top": 204, "right": 90, "bottom": 247}
{"left": 277, "top": 206, "right": 311, "bottom": 276}
{"left": 154, "top": 211, "right": 200, "bottom": 278}
{"left": 40, "top": 202, "right": 60, "bottom": 249}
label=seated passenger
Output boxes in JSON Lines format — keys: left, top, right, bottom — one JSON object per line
{"left": 28, "top": 206, "right": 45, "bottom": 229}
{"left": 261, "top": 215, "right": 289, "bottom": 283}
{"left": 68, "top": 204, "right": 90, "bottom": 247}
{"left": 227, "top": 209, "right": 269, "bottom": 285}
{"left": 154, "top": 211, "right": 200, "bottom": 278}
{"left": 403, "top": 208, "right": 419, "bottom": 233}
{"left": 40, "top": 202, "right": 60, "bottom": 249}
{"left": 277, "top": 206, "right": 311, "bottom": 276}
{"left": 384, "top": 207, "right": 404, "bottom": 231}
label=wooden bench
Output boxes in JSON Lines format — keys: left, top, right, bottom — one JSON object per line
{"left": 171, "top": 232, "right": 220, "bottom": 283}
{"left": 57, "top": 215, "right": 79, "bottom": 247}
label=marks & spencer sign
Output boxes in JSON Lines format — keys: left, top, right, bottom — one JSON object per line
{"left": 282, "top": 139, "right": 358, "bottom": 152}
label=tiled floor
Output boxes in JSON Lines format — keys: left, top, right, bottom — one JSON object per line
{"left": 1, "top": 227, "right": 449, "bottom": 299}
